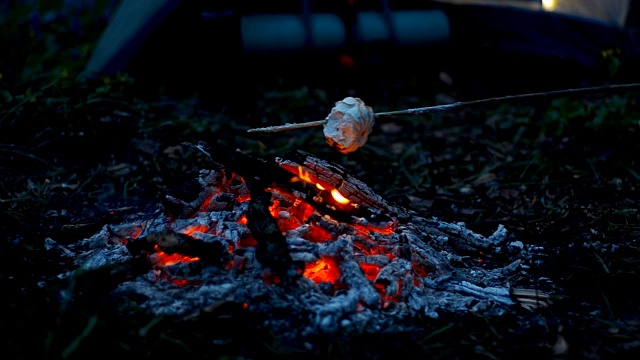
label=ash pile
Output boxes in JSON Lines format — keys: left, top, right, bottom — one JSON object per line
{"left": 46, "top": 145, "right": 553, "bottom": 342}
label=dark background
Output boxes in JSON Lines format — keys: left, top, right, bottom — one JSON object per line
{"left": 2, "top": 1, "right": 640, "bottom": 359}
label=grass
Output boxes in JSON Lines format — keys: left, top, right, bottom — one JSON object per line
{"left": 3, "top": 1, "right": 640, "bottom": 359}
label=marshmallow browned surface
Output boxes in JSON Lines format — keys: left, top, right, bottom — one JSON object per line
{"left": 323, "top": 97, "right": 375, "bottom": 154}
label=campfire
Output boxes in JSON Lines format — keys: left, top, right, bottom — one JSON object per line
{"left": 47, "top": 142, "right": 550, "bottom": 341}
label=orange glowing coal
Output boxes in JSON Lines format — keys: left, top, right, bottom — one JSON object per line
{"left": 198, "top": 194, "right": 214, "bottom": 212}
{"left": 330, "top": 189, "right": 350, "bottom": 204}
{"left": 268, "top": 199, "right": 281, "bottom": 217}
{"left": 170, "top": 278, "right": 203, "bottom": 287}
{"left": 236, "top": 193, "right": 251, "bottom": 202}
{"left": 354, "top": 222, "right": 396, "bottom": 235}
{"left": 286, "top": 165, "right": 353, "bottom": 207}
{"left": 267, "top": 190, "right": 316, "bottom": 233}
{"left": 181, "top": 224, "right": 210, "bottom": 236}
{"left": 303, "top": 223, "right": 333, "bottom": 243}
{"left": 296, "top": 165, "right": 314, "bottom": 184}
{"left": 154, "top": 249, "right": 200, "bottom": 267}
{"left": 374, "top": 280, "right": 403, "bottom": 304}
{"left": 359, "top": 263, "right": 381, "bottom": 281}
{"left": 412, "top": 262, "right": 430, "bottom": 277}
{"left": 238, "top": 235, "right": 258, "bottom": 248}
{"left": 303, "top": 257, "right": 341, "bottom": 284}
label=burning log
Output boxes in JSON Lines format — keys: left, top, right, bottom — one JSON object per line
{"left": 275, "top": 149, "right": 404, "bottom": 219}
{"left": 47, "top": 144, "right": 553, "bottom": 346}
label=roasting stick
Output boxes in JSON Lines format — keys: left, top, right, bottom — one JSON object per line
{"left": 246, "top": 83, "right": 640, "bottom": 134}
{"left": 247, "top": 120, "right": 329, "bottom": 133}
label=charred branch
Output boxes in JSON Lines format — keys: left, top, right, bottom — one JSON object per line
{"left": 247, "top": 178, "right": 297, "bottom": 281}
{"left": 163, "top": 170, "right": 226, "bottom": 219}
{"left": 127, "top": 230, "right": 230, "bottom": 265}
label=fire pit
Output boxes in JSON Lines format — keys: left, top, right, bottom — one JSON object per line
{"left": 46, "top": 143, "right": 550, "bottom": 344}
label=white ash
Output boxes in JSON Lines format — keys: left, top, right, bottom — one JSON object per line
{"left": 46, "top": 166, "right": 554, "bottom": 344}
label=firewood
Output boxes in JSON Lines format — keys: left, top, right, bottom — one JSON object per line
{"left": 49, "top": 144, "right": 556, "bottom": 341}
{"left": 247, "top": 177, "right": 298, "bottom": 281}
{"left": 127, "top": 230, "right": 230, "bottom": 265}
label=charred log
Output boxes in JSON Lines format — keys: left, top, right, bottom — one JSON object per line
{"left": 127, "top": 230, "right": 230, "bottom": 265}
{"left": 277, "top": 150, "right": 406, "bottom": 217}
{"left": 186, "top": 142, "right": 398, "bottom": 228}
{"left": 247, "top": 177, "right": 298, "bottom": 281}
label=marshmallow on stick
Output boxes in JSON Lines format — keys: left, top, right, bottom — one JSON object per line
{"left": 323, "top": 97, "right": 375, "bottom": 154}
{"left": 248, "top": 97, "right": 374, "bottom": 154}
{"left": 248, "top": 84, "right": 640, "bottom": 153}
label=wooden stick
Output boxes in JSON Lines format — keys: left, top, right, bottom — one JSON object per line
{"left": 246, "top": 120, "right": 327, "bottom": 133}
{"left": 247, "top": 83, "right": 640, "bottom": 133}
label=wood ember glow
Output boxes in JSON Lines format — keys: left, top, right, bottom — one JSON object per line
{"left": 47, "top": 146, "right": 552, "bottom": 342}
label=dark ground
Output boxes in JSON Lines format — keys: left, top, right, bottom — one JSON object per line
{"left": 2, "top": 2, "right": 640, "bottom": 359}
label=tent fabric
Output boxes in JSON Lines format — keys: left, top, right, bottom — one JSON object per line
{"left": 84, "top": 0, "right": 183, "bottom": 75}
{"left": 549, "top": 0, "right": 630, "bottom": 27}
{"left": 435, "top": 0, "right": 631, "bottom": 27}
{"left": 83, "top": 0, "right": 638, "bottom": 80}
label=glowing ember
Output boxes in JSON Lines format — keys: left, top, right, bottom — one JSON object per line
{"left": 181, "top": 224, "right": 209, "bottom": 236}
{"left": 283, "top": 164, "right": 335, "bottom": 196}
{"left": 261, "top": 273, "right": 281, "bottom": 285}
{"left": 154, "top": 245, "right": 200, "bottom": 267}
{"left": 236, "top": 193, "right": 251, "bottom": 202}
{"left": 238, "top": 235, "right": 258, "bottom": 248}
{"left": 172, "top": 279, "right": 189, "bottom": 286}
{"left": 170, "top": 278, "right": 202, "bottom": 287}
{"left": 303, "top": 257, "right": 341, "bottom": 284}
{"left": 287, "top": 199, "right": 314, "bottom": 225}
{"left": 199, "top": 194, "right": 214, "bottom": 211}
{"left": 359, "top": 263, "right": 381, "bottom": 281}
{"left": 411, "top": 261, "right": 429, "bottom": 277}
{"left": 50, "top": 151, "right": 544, "bottom": 340}
{"left": 296, "top": 165, "right": 314, "bottom": 184}
{"left": 268, "top": 188, "right": 315, "bottom": 232}
{"left": 354, "top": 222, "right": 396, "bottom": 235}
{"left": 330, "top": 189, "right": 350, "bottom": 204}
{"left": 129, "top": 227, "right": 143, "bottom": 239}
{"left": 303, "top": 223, "right": 333, "bottom": 243}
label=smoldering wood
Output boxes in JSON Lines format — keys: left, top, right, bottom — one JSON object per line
{"left": 46, "top": 144, "right": 553, "bottom": 348}
{"left": 277, "top": 150, "right": 402, "bottom": 216}
{"left": 247, "top": 177, "right": 297, "bottom": 281}
{"left": 339, "top": 248, "right": 381, "bottom": 308}
{"left": 127, "top": 230, "right": 230, "bottom": 265}
{"left": 192, "top": 142, "right": 399, "bottom": 226}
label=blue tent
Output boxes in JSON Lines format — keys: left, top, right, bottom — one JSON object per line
{"left": 83, "top": 0, "right": 640, "bottom": 97}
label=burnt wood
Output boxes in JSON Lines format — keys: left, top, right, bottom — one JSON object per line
{"left": 247, "top": 177, "right": 298, "bottom": 281}
{"left": 187, "top": 142, "right": 403, "bottom": 226}
{"left": 127, "top": 230, "right": 230, "bottom": 265}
